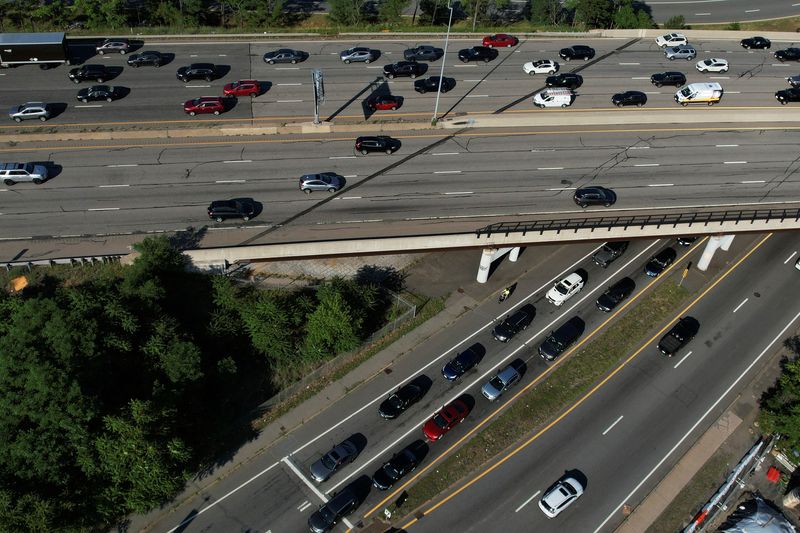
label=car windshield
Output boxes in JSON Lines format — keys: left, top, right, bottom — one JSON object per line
{"left": 318, "top": 504, "right": 336, "bottom": 522}
{"left": 384, "top": 463, "right": 401, "bottom": 478}
{"left": 450, "top": 359, "right": 464, "bottom": 373}
{"left": 433, "top": 414, "right": 448, "bottom": 429}
{"left": 321, "top": 453, "right": 337, "bottom": 470}
{"left": 387, "top": 394, "right": 403, "bottom": 408}
{"left": 555, "top": 282, "right": 569, "bottom": 295}
{"left": 549, "top": 336, "right": 565, "bottom": 349}
{"left": 488, "top": 376, "right": 504, "bottom": 391}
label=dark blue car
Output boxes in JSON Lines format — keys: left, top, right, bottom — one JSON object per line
{"left": 442, "top": 345, "right": 482, "bottom": 380}
{"left": 644, "top": 248, "right": 677, "bottom": 277}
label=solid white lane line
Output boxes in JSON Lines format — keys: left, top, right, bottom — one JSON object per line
{"left": 602, "top": 415, "right": 624, "bottom": 436}
{"left": 432, "top": 152, "right": 460, "bottom": 156}
{"left": 185, "top": 85, "right": 210, "bottom": 88}
{"left": 674, "top": 350, "right": 694, "bottom": 369}
{"left": 340, "top": 196, "right": 362, "bottom": 200}
{"left": 277, "top": 83, "right": 302, "bottom": 86}
{"left": 276, "top": 67, "right": 300, "bottom": 70}
{"left": 648, "top": 183, "right": 673, "bottom": 187}
{"left": 619, "top": 62, "right": 640, "bottom": 65}
{"left": 223, "top": 160, "right": 252, "bottom": 163}
{"left": 733, "top": 298, "right": 749, "bottom": 313}
{"left": 538, "top": 167, "right": 564, "bottom": 170}
{"left": 715, "top": 144, "right": 738, "bottom": 147}
{"left": 87, "top": 207, "right": 119, "bottom": 211}
{"left": 453, "top": 64, "right": 476, "bottom": 67}
{"left": 629, "top": 146, "right": 650, "bottom": 149}
{"left": 444, "top": 191, "right": 473, "bottom": 195}
{"left": 547, "top": 186, "right": 576, "bottom": 190}
{"left": 98, "top": 184, "right": 130, "bottom": 188}
{"left": 434, "top": 170, "right": 461, "bottom": 174}
{"left": 343, "top": 174, "right": 357, "bottom": 178}
{"left": 727, "top": 91, "right": 741, "bottom": 94}
{"left": 329, "top": 156, "right": 356, "bottom": 159}
{"left": 515, "top": 490, "right": 541, "bottom": 513}
{"left": 631, "top": 76, "right": 650, "bottom": 80}
{"left": 709, "top": 76, "right": 729, "bottom": 79}
{"left": 75, "top": 105, "right": 102, "bottom": 108}
{"left": 741, "top": 180, "right": 765, "bottom": 184}
{"left": 466, "top": 94, "right": 489, "bottom": 98}
{"left": 724, "top": 161, "right": 747, "bottom": 164}
{"left": 634, "top": 163, "right": 659, "bottom": 167}
{"left": 784, "top": 251, "right": 798, "bottom": 264}
{"left": 277, "top": 99, "right": 303, "bottom": 102}
{"left": 107, "top": 164, "right": 138, "bottom": 167}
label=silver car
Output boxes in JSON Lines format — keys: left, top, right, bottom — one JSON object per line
{"left": 0, "top": 162, "right": 49, "bottom": 185}
{"left": 481, "top": 364, "right": 521, "bottom": 401}
{"left": 299, "top": 172, "right": 344, "bottom": 193}
{"left": 309, "top": 439, "right": 358, "bottom": 482}
{"left": 340, "top": 47, "right": 379, "bottom": 64}
{"left": 96, "top": 38, "right": 130, "bottom": 55}
{"left": 9, "top": 102, "right": 50, "bottom": 122}
{"left": 665, "top": 44, "right": 697, "bottom": 60}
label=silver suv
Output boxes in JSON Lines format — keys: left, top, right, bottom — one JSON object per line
{"left": 299, "top": 172, "right": 343, "bottom": 193}
{"left": 0, "top": 162, "right": 49, "bottom": 185}
{"left": 665, "top": 44, "right": 697, "bottom": 60}
{"left": 481, "top": 364, "right": 521, "bottom": 401}
{"left": 8, "top": 102, "right": 50, "bottom": 122}
{"left": 340, "top": 47, "right": 379, "bottom": 63}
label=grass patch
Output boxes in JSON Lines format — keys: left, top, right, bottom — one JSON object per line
{"left": 690, "top": 16, "right": 800, "bottom": 32}
{"left": 394, "top": 277, "right": 691, "bottom": 515}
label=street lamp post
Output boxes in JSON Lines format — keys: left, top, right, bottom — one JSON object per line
{"left": 432, "top": 0, "right": 454, "bottom": 125}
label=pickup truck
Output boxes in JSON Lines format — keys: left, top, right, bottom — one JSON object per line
{"left": 658, "top": 317, "right": 699, "bottom": 357}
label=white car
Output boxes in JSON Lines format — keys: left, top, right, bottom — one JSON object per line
{"left": 696, "top": 58, "right": 729, "bottom": 73}
{"left": 523, "top": 59, "right": 559, "bottom": 75}
{"left": 539, "top": 476, "right": 584, "bottom": 518}
{"left": 545, "top": 272, "right": 585, "bottom": 306}
{"left": 656, "top": 33, "right": 687, "bottom": 47}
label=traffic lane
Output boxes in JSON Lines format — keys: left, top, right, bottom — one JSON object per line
{"left": 647, "top": 0, "right": 800, "bottom": 24}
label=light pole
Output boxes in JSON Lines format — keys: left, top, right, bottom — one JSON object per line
{"left": 432, "top": 0, "right": 454, "bottom": 125}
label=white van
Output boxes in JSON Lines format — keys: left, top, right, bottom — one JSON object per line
{"left": 674, "top": 82, "right": 723, "bottom": 106}
{"left": 533, "top": 88, "right": 574, "bottom": 108}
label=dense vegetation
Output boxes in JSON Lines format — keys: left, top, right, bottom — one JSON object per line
{"left": 0, "top": 236, "right": 399, "bottom": 532}
{"left": 759, "top": 336, "right": 800, "bottom": 454}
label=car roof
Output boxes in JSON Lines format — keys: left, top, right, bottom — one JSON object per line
{"left": 190, "top": 63, "right": 215, "bottom": 68}
{"left": 497, "top": 365, "right": 519, "bottom": 381}
{"left": 21, "top": 102, "right": 46, "bottom": 107}
{"left": 562, "top": 272, "right": 582, "bottom": 284}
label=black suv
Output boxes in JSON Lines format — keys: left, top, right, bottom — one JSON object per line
{"left": 403, "top": 45, "right": 443, "bottom": 61}
{"left": 612, "top": 90, "right": 647, "bottom": 107}
{"left": 414, "top": 76, "right": 456, "bottom": 94}
{"left": 355, "top": 135, "right": 400, "bottom": 155}
{"left": 68, "top": 64, "right": 109, "bottom": 83}
{"left": 176, "top": 63, "right": 217, "bottom": 82}
{"left": 573, "top": 186, "right": 616, "bottom": 207}
{"left": 741, "top": 36, "right": 771, "bottom": 49}
{"left": 644, "top": 247, "right": 677, "bottom": 277}
{"left": 539, "top": 317, "right": 584, "bottom": 361}
{"left": 559, "top": 45, "right": 595, "bottom": 61}
{"left": 650, "top": 71, "right": 686, "bottom": 87}
{"left": 383, "top": 61, "right": 425, "bottom": 79}
{"left": 492, "top": 304, "right": 535, "bottom": 342}
{"left": 775, "top": 48, "right": 800, "bottom": 62}
{"left": 127, "top": 51, "right": 164, "bottom": 67}
{"left": 458, "top": 46, "right": 498, "bottom": 63}
{"left": 545, "top": 73, "right": 583, "bottom": 89}
{"left": 776, "top": 88, "right": 800, "bottom": 104}
{"left": 592, "top": 241, "right": 629, "bottom": 267}
{"left": 308, "top": 485, "right": 359, "bottom": 533}
{"left": 207, "top": 199, "right": 256, "bottom": 222}
{"left": 596, "top": 277, "right": 636, "bottom": 312}
{"left": 658, "top": 317, "right": 699, "bottom": 356}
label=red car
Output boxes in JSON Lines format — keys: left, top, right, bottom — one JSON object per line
{"left": 183, "top": 96, "right": 225, "bottom": 116}
{"left": 423, "top": 399, "right": 471, "bottom": 441}
{"left": 223, "top": 80, "right": 261, "bottom": 97}
{"left": 368, "top": 94, "right": 403, "bottom": 111}
{"left": 482, "top": 34, "right": 519, "bottom": 48}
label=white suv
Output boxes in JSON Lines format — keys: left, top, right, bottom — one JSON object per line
{"left": 656, "top": 33, "right": 687, "bottom": 47}
{"left": 523, "top": 59, "right": 559, "bottom": 75}
{"left": 696, "top": 58, "right": 729, "bottom": 73}
{"left": 0, "top": 162, "right": 49, "bottom": 185}
{"left": 546, "top": 272, "right": 585, "bottom": 306}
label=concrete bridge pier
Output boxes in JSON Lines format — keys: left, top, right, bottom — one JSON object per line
{"left": 697, "top": 234, "right": 735, "bottom": 271}
{"left": 477, "top": 246, "right": 522, "bottom": 283}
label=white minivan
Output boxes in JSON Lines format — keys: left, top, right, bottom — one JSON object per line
{"left": 533, "top": 88, "right": 574, "bottom": 108}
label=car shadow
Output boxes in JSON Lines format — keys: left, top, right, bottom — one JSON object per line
{"left": 48, "top": 103, "right": 68, "bottom": 120}
{"left": 221, "top": 97, "right": 238, "bottom": 112}
{"left": 346, "top": 475, "right": 373, "bottom": 504}
{"left": 566, "top": 316, "right": 586, "bottom": 337}
{"left": 361, "top": 78, "right": 393, "bottom": 121}
{"left": 129, "top": 39, "right": 145, "bottom": 53}
{"left": 346, "top": 433, "right": 368, "bottom": 456}
{"left": 113, "top": 86, "right": 131, "bottom": 100}
{"left": 158, "top": 52, "right": 176, "bottom": 67}
{"left": 38, "top": 162, "right": 63, "bottom": 179}
{"left": 457, "top": 393, "right": 476, "bottom": 412}
{"left": 409, "top": 374, "right": 433, "bottom": 398}
{"left": 509, "top": 358, "right": 527, "bottom": 378}
{"left": 233, "top": 197, "right": 262, "bottom": 219}
{"left": 104, "top": 66, "right": 124, "bottom": 81}
{"left": 575, "top": 268, "right": 589, "bottom": 286}
{"left": 406, "top": 439, "right": 430, "bottom": 463}
{"left": 258, "top": 81, "right": 273, "bottom": 95}
{"left": 563, "top": 468, "right": 589, "bottom": 490}
{"left": 681, "top": 316, "right": 701, "bottom": 337}
{"left": 214, "top": 64, "right": 231, "bottom": 79}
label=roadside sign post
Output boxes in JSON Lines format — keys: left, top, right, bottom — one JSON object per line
{"left": 312, "top": 69, "right": 325, "bottom": 125}
{"left": 679, "top": 261, "right": 692, "bottom": 287}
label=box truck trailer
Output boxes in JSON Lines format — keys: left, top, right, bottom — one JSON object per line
{"left": 0, "top": 32, "right": 69, "bottom": 69}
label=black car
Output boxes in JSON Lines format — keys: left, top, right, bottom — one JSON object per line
{"left": 596, "top": 277, "right": 636, "bottom": 312}
{"left": 76, "top": 85, "right": 119, "bottom": 103}
{"left": 207, "top": 199, "right": 256, "bottom": 222}
{"left": 403, "top": 45, "right": 443, "bottom": 61}
{"left": 573, "top": 186, "right": 616, "bottom": 208}
{"left": 263, "top": 48, "right": 307, "bottom": 64}
{"left": 559, "top": 45, "right": 595, "bottom": 61}
{"left": 774, "top": 48, "right": 800, "bottom": 62}
{"left": 355, "top": 135, "right": 400, "bottom": 155}
{"left": 539, "top": 317, "right": 584, "bottom": 361}
{"left": 592, "top": 241, "right": 629, "bottom": 267}
{"left": 545, "top": 73, "right": 583, "bottom": 89}
{"left": 612, "top": 90, "right": 647, "bottom": 107}
{"left": 372, "top": 441, "right": 424, "bottom": 490}
{"left": 68, "top": 64, "right": 109, "bottom": 83}
{"left": 176, "top": 63, "right": 217, "bottom": 82}
{"left": 458, "top": 46, "right": 498, "bottom": 63}
{"left": 776, "top": 88, "right": 800, "bottom": 104}
{"left": 383, "top": 61, "right": 425, "bottom": 79}
{"left": 414, "top": 76, "right": 456, "bottom": 94}
{"left": 442, "top": 345, "right": 482, "bottom": 380}
{"left": 644, "top": 247, "right": 677, "bottom": 277}
{"left": 677, "top": 236, "right": 698, "bottom": 246}
{"left": 378, "top": 382, "right": 424, "bottom": 419}
{"left": 308, "top": 485, "right": 359, "bottom": 533}
{"left": 658, "top": 317, "right": 699, "bottom": 356}
{"left": 741, "top": 36, "right": 771, "bottom": 49}
{"left": 126, "top": 51, "right": 163, "bottom": 67}
{"left": 650, "top": 71, "right": 686, "bottom": 87}
{"left": 492, "top": 303, "right": 535, "bottom": 342}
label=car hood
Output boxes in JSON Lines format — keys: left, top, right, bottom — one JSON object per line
{"left": 482, "top": 381, "right": 502, "bottom": 399}
{"left": 423, "top": 418, "right": 444, "bottom": 439}
{"left": 307, "top": 509, "right": 334, "bottom": 533}
{"left": 441, "top": 362, "right": 461, "bottom": 380}
{"left": 596, "top": 293, "right": 618, "bottom": 311}
{"left": 539, "top": 337, "right": 562, "bottom": 359}
{"left": 372, "top": 466, "right": 395, "bottom": 489}
{"left": 645, "top": 260, "right": 666, "bottom": 274}
{"left": 378, "top": 398, "right": 401, "bottom": 419}
{"left": 493, "top": 323, "right": 513, "bottom": 340}
{"left": 309, "top": 459, "right": 333, "bottom": 482}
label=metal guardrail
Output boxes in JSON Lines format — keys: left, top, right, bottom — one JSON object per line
{"left": 475, "top": 208, "right": 800, "bottom": 238}
{"left": 3, "top": 255, "right": 123, "bottom": 271}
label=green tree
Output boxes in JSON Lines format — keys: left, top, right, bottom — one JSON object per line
{"left": 329, "top": 0, "right": 368, "bottom": 25}
{"left": 240, "top": 292, "right": 295, "bottom": 365}
{"left": 302, "top": 283, "right": 361, "bottom": 362}
{"left": 530, "top": 0, "right": 564, "bottom": 25}
{"left": 663, "top": 14, "right": 685, "bottom": 28}
{"left": 760, "top": 349, "right": 800, "bottom": 452}
{"left": 574, "top": 0, "right": 613, "bottom": 27}
{"left": 379, "top": 0, "right": 410, "bottom": 23}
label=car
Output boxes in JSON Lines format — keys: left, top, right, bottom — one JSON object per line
{"left": 483, "top": 34, "right": 519, "bottom": 47}
{"left": 76, "top": 85, "right": 119, "bottom": 103}
{"left": 523, "top": 59, "right": 559, "bottom": 75}
{"left": 372, "top": 442, "right": 423, "bottom": 490}
{"left": 741, "top": 36, "right": 771, "bottom": 49}
{"left": 207, "top": 199, "right": 256, "bottom": 222}
{"left": 573, "top": 186, "right": 616, "bottom": 207}
{"left": 788, "top": 75, "right": 800, "bottom": 88}
{"left": 775, "top": 48, "right": 800, "bottom": 62}
{"left": 367, "top": 94, "right": 403, "bottom": 111}
{"left": 309, "top": 438, "right": 359, "bottom": 482}
{"left": 176, "top": 63, "right": 217, "bottom": 82}
{"left": 481, "top": 364, "right": 521, "bottom": 401}
{"left": 492, "top": 303, "right": 535, "bottom": 342}
{"left": 545, "top": 73, "right": 583, "bottom": 89}
{"left": 546, "top": 272, "right": 584, "bottom": 306}
{"left": 796, "top": 256, "right": 800, "bottom": 271}
{"left": 126, "top": 50, "right": 163, "bottom": 67}
{"left": 596, "top": 277, "right": 636, "bottom": 312}
{"left": 340, "top": 46, "right": 379, "bottom": 63}
{"left": 559, "top": 45, "right": 595, "bottom": 61}
{"left": 696, "top": 58, "right": 729, "bottom": 73}
{"left": 656, "top": 33, "right": 688, "bottom": 47}
{"left": 458, "top": 46, "right": 497, "bottom": 63}
{"left": 379, "top": 382, "right": 424, "bottom": 419}
{"left": 299, "top": 172, "right": 343, "bottom": 193}
{"left": 658, "top": 317, "right": 699, "bottom": 356}
{"left": 0, "top": 162, "right": 49, "bottom": 185}
{"left": 644, "top": 247, "right": 677, "bottom": 277}
{"left": 677, "top": 236, "right": 698, "bottom": 246}
{"left": 442, "top": 345, "right": 482, "bottom": 380}
{"left": 96, "top": 38, "right": 129, "bottom": 55}
{"left": 664, "top": 45, "right": 697, "bottom": 61}
{"left": 355, "top": 135, "right": 400, "bottom": 155}
{"left": 414, "top": 76, "right": 456, "bottom": 94}
{"left": 539, "top": 317, "right": 583, "bottom": 361}
{"left": 223, "top": 80, "right": 261, "bottom": 97}
{"left": 8, "top": 102, "right": 50, "bottom": 122}
{"left": 592, "top": 241, "right": 629, "bottom": 268}
{"left": 68, "top": 64, "right": 109, "bottom": 83}
{"left": 650, "top": 71, "right": 686, "bottom": 87}
{"left": 611, "top": 90, "right": 647, "bottom": 107}
{"left": 383, "top": 61, "right": 425, "bottom": 79}
{"left": 307, "top": 485, "right": 359, "bottom": 533}
{"left": 263, "top": 48, "right": 306, "bottom": 64}
{"left": 403, "top": 45, "right": 443, "bottom": 61}
{"left": 776, "top": 88, "right": 800, "bottom": 104}
{"left": 539, "top": 476, "right": 584, "bottom": 518}
{"left": 423, "top": 399, "right": 470, "bottom": 441}
{"left": 183, "top": 96, "right": 225, "bottom": 116}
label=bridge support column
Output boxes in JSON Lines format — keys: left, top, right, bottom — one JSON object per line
{"left": 477, "top": 247, "right": 519, "bottom": 283}
{"left": 719, "top": 234, "right": 735, "bottom": 251}
{"left": 697, "top": 235, "right": 723, "bottom": 272}
{"left": 508, "top": 246, "right": 521, "bottom": 262}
